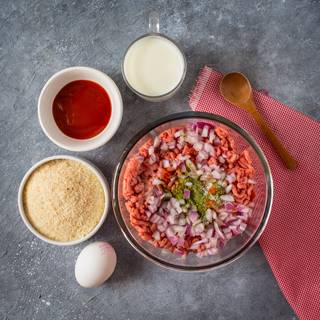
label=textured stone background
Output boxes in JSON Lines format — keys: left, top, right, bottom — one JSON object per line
{"left": 1, "top": 0, "right": 319, "bottom": 319}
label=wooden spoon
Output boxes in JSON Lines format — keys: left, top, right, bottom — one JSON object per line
{"left": 220, "top": 72, "right": 297, "bottom": 169}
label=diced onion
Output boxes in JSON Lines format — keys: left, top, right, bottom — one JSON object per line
{"left": 193, "top": 142, "right": 203, "bottom": 151}
{"left": 212, "top": 170, "right": 221, "bottom": 179}
{"left": 160, "top": 142, "right": 168, "bottom": 151}
{"left": 194, "top": 223, "right": 205, "bottom": 235}
{"left": 148, "top": 146, "right": 155, "bottom": 155}
{"left": 209, "top": 130, "right": 215, "bottom": 143}
{"left": 152, "top": 231, "right": 160, "bottom": 240}
{"left": 204, "top": 143, "right": 215, "bottom": 156}
{"left": 225, "top": 184, "right": 232, "bottom": 193}
{"left": 152, "top": 178, "right": 162, "bottom": 185}
{"left": 189, "top": 211, "right": 198, "bottom": 223}
{"left": 201, "top": 125, "right": 209, "bottom": 138}
{"left": 168, "top": 141, "right": 176, "bottom": 149}
{"left": 183, "top": 189, "right": 191, "bottom": 199}
{"left": 153, "top": 136, "right": 160, "bottom": 148}
{"left": 190, "top": 239, "right": 207, "bottom": 250}
{"left": 162, "top": 159, "right": 170, "bottom": 168}
{"left": 218, "top": 156, "right": 225, "bottom": 164}
{"left": 226, "top": 173, "right": 236, "bottom": 183}
{"left": 168, "top": 236, "right": 179, "bottom": 245}
{"left": 174, "top": 130, "right": 184, "bottom": 138}
{"left": 221, "top": 194, "right": 235, "bottom": 202}
{"left": 205, "top": 209, "right": 213, "bottom": 222}
{"left": 214, "top": 221, "right": 225, "bottom": 239}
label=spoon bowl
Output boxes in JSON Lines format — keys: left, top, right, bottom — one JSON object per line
{"left": 220, "top": 72, "right": 252, "bottom": 106}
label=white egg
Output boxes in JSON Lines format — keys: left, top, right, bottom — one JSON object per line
{"left": 75, "top": 241, "right": 117, "bottom": 288}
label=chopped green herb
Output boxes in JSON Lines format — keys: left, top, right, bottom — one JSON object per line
{"left": 171, "top": 176, "right": 224, "bottom": 219}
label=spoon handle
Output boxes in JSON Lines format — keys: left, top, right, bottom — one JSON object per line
{"left": 250, "top": 109, "right": 297, "bottom": 169}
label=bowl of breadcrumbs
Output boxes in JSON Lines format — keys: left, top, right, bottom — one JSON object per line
{"left": 18, "top": 155, "right": 109, "bottom": 245}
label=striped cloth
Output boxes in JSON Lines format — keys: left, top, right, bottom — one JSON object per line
{"left": 189, "top": 66, "right": 320, "bottom": 320}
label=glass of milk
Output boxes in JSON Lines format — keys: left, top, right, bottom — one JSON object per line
{"left": 122, "top": 12, "right": 187, "bottom": 102}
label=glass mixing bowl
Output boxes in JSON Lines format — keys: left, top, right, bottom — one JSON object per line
{"left": 112, "top": 112, "right": 273, "bottom": 271}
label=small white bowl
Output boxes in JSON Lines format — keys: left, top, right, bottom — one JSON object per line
{"left": 18, "top": 155, "right": 110, "bottom": 246}
{"left": 38, "top": 67, "right": 123, "bottom": 152}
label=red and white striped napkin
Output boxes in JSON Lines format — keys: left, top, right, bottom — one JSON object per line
{"left": 189, "top": 66, "right": 320, "bottom": 320}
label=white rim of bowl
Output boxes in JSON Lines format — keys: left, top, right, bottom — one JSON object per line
{"left": 18, "top": 155, "right": 110, "bottom": 246}
{"left": 38, "top": 66, "right": 123, "bottom": 152}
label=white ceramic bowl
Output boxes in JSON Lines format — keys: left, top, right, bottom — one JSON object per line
{"left": 18, "top": 155, "right": 110, "bottom": 246}
{"left": 38, "top": 67, "right": 123, "bottom": 152}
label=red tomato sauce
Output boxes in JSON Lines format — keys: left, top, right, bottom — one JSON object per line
{"left": 52, "top": 80, "right": 112, "bottom": 139}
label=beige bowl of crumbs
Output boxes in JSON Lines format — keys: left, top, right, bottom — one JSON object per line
{"left": 18, "top": 155, "right": 109, "bottom": 246}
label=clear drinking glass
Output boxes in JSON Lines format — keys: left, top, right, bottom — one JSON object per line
{"left": 112, "top": 112, "right": 273, "bottom": 272}
{"left": 121, "top": 12, "right": 187, "bottom": 102}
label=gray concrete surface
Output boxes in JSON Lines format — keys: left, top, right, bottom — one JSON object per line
{"left": 1, "top": 0, "right": 319, "bottom": 319}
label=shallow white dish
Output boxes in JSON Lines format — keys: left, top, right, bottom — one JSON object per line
{"left": 38, "top": 66, "right": 123, "bottom": 152}
{"left": 18, "top": 155, "right": 110, "bottom": 246}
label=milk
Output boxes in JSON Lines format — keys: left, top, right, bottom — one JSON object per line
{"left": 123, "top": 35, "right": 185, "bottom": 97}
